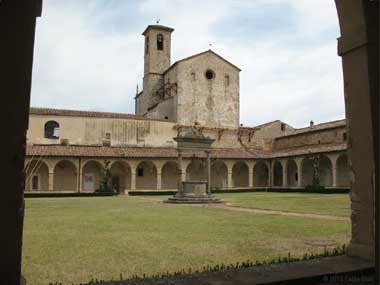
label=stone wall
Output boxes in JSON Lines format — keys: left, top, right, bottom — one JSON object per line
{"left": 175, "top": 51, "right": 240, "bottom": 128}
{"left": 273, "top": 127, "right": 346, "bottom": 149}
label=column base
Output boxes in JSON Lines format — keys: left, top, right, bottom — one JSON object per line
{"left": 346, "top": 242, "right": 375, "bottom": 262}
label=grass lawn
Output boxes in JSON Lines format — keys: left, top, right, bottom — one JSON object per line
{"left": 216, "top": 192, "right": 351, "bottom": 217}
{"left": 23, "top": 195, "right": 351, "bottom": 284}
{"left": 139, "top": 192, "right": 351, "bottom": 216}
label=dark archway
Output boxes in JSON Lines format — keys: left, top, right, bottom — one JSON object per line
{"left": 253, "top": 161, "right": 269, "bottom": 187}
{"left": 25, "top": 160, "right": 49, "bottom": 191}
{"left": 287, "top": 159, "right": 298, "bottom": 187}
{"left": 232, "top": 161, "right": 249, "bottom": 188}
{"left": 161, "top": 161, "right": 177, "bottom": 189}
{"left": 54, "top": 160, "right": 77, "bottom": 192}
{"left": 301, "top": 158, "right": 314, "bottom": 187}
{"left": 273, "top": 161, "right": 283, "bottom": 187}
{"left": 136, "top": 161, "right": 157, "bottom": 190}
{"left": 110, "top": 161, "right": 131, "bottom": 193}
{"left": 82, "top": 161, "right": 103, "bottom": 192}
{"left": 211, "top": 160, "right": 228, "bottom": 189}
{"left": 319, "top": 155, "right": 333, "bottom": 187}
{"left": 337, "top": 154, "right": 350, "bottom": 187}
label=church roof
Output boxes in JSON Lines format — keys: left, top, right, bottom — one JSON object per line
{"left": 275, "top": 119, "right": 346, "bottom": 139}
{"left": 142, "top": 25, "right": 174, "bottom": 35}
{"left": 164, "top": 49, "right": 241, "bottom": 74}
{"left": 29, "top": 107, "right": 164, "bottom": 121}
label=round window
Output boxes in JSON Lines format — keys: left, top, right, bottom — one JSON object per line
{"left": 205, "top": 69, "right": 215, "bottom": 80}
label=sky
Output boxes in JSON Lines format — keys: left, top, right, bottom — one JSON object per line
{"left": 31, "top": 0, "right": 345, "bottom": 128}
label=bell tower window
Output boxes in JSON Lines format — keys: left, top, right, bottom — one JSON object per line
{"left": 145, "top": 36, "right": 149, "bottom": 54}
{"left": 157, "top": 34, "right": 164, "bottom": 50}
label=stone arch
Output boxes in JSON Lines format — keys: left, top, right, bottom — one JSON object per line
{"left": 319, "top": 155, "right": 333, "bottom": 187}
{"left": 54, "top": 160, "right": 77, "bottom": 192}
{"left": 44, "top": 120, "right": 59, "bottom": 139}
{"left": 273, "top": 161, "right": 283, "bottom": 187}
{"left": 253, "top": 161, "right": 269, "bottom": 187}
{"left": 336, "top": 153, "right": 350, "bottom": 187}
{"left": 232, "top": 161, "right": 249, "bottom": 187}
{"left": 211, "top": 160, "right": 228, "bottom": 189}
{"left": 25, "top": 159, "right": 49, "bottom": 191}
{"left": 110, "top": 161, "right": 131, "bottom": 193}
{"left": 301, "top": 157, "right": 314, "bottom": 187}
{"left": 161, "top": 161, "right": 177, "bottom": 190}
{"left": 136, "top": 161, "right": 157, "bottom": 190}
{"left": 287, "top": 159, "right": 298, "bottom": 187}
{"left": 82, "top": 160, "right": 103, "bottom": 192}
{"left": 186, "top": 159, "right": 207, "bottom": 181}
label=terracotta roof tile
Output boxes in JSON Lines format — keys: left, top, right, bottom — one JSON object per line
{"left": 270, "top": 143, "right": 347, "bottom": 158}
{"left": 26, "top": 144, "right": 267, "bottom": 159}
{"left": 29, "top": 107, "right": 154, "bottom": 121}
{"left": 275, "top": 119, "right": 346, "bottom": 139}
{"left": 26, "top": 143, "right": 347, "bottom": 160}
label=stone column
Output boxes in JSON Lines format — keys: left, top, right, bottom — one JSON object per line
{"left": 332, "top": 164, "right": 338, "bottom": 188}
{"left": 296, "top": 158, "right": 303, "bottom": 188}
{"left": 177, "top": 150, "right": 183, "bottom": 193}
{"left": 336, "top": 0, "right": 376, "bottom": 261}
{"left": 282, "top": 161, "right": 288, "bottom": 188}
{"left": 206, "top": 151, "right": 211, "bottom": 194}
{"left": 227, "top": 168, "right": 233, "bottom": 188}
{"left": 78, "top": 170, "right": 83, "bottom": 193}
{"left": 48, "top": 171, "right": 54, "bottom": 192}
{"left": 131, "top": 169, "right": 136, "bottom": 191}
{"left": 248, "top": 162, "right": 254, "bottom": 188}
{"left": 157, "top": 170, "right": 162, "bottom": 190}
{"left": 268, "top": 161, "right": 272, "bottom": 188}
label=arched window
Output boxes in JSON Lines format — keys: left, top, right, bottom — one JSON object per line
{"left": 145, "top": 36, "right": 149, "bottom": 54}
{"left": 157, "top": 34, "right": 164, "bottom": 50}
{"left": 44, "top": 121, "right": 60, "bottom": 139}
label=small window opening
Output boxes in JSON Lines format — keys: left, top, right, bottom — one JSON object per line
{"left": 295, "top": 173, "right": 298, "bottom": 182}
{"left": 191, "top": 72, "right": 196, "bottom": 81}
{"left": 105, "top": 133, "right": 111, "bottom": 139}
{"left": 145, "top": 36, "right": 149, "bottom": 54}
{"left": 343, "top": 132, "right": 347, "bottom": 141}
{"left": 225, "top": 75, "right": 230, "bottom": 86}
{"left": 157, "top": 34, "right": 164, "bottom": 50}
{"left": 205, "top": 69, "right": 215, "bottom": 80}
{"left": 44, "top": 121, "right": 60, "bottom": 139}
{"left": 164, "top": 116, "right": 169, "bottom": 120}
{"left": 137, "top": 168, "right": 144, "bottom": 177}
{"left": 281, "top": 123, "right": 286, "bottom": 131}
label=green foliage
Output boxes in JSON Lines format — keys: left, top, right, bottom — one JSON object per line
{"left": 73, "top": 245, "right": 347, "bottom": 285}
{"left": 97, "top": 160, "right": 114, "bottom": 193}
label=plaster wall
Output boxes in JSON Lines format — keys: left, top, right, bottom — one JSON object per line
{"left": 175, "top": 52, "right": 240, "bottom": 128}
{"left": 27, "top": 114, "right": 177, "bottom": 148}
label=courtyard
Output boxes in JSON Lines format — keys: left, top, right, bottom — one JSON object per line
{"left": 22, "top": 192, "right": 351, "bottom": 284}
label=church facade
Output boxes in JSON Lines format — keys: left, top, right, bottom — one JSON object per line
{"left": 25, "top": 25, "right": 349, "bottom": 193}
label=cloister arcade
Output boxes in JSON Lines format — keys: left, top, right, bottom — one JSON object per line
{"left": 24, "top": 152, "right": 351, "bottom": 192}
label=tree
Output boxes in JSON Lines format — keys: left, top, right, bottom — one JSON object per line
{"left": 98, "top": 160, "right": 114, "bottom": 192}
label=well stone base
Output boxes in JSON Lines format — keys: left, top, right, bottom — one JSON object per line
{"left": 165, "top": 181, "right": 224, "bottom": 204}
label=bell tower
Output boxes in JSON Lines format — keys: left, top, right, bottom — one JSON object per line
{"left": 137, "top": 25, "right": 174, "bottom": 115}
{"left": 143, "top": 25, "right": 174, "bottom": 75}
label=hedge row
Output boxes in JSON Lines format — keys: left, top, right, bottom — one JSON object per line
{"left": 24, "top": 192, "right": 118, "bottom": 198}
{"left": 24, "top": 187, "right": 350, "bottom": 198}
{"left": 211, "top": 187, "right": 351, "bottom": 194}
